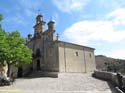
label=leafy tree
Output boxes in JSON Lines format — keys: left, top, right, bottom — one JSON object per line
{"left": 0, "top": 14, "right": 6, "bottom": 65}
{"left": 105, "top": 63, "right": 117, "bottom": 72}
{"left": 0, "top": 14, "right": 32, "bottom": 76}
{"left": 5, "top": 31, "right": 32, "bottom": 76}
{"left": 105, "top": 62, "right": 125, "bottom": 73}
{"left": 0, "top": 14, "right": 3, "bottom": 31}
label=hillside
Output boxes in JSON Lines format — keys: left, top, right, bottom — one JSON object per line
{"left": 95, "top": 55, "right": 125, "bottom": 70}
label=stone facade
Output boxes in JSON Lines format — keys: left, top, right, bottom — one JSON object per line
{"left": 58, "top": 41, "right": 95, "bottom": 73}
{"left": 26, "top": 14, "right": 96, "bottom": 74}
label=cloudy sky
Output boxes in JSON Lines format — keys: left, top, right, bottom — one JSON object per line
{"left": 0, "top": 0, "right": 125, "bottom": 59}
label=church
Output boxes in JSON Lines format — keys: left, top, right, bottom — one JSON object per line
{"left": 26, "top": 14, "right": 96, "bottom": 74}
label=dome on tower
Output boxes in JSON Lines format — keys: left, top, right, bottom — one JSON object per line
{"left": 36, "top": 14, "right": 43, "bottom": 24}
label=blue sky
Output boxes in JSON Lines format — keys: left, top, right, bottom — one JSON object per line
{"left": 1, "top": 0, "right": 125, "bottom": 59}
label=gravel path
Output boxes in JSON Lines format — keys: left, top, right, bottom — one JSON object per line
{"left": 0, "top": 73, "right": 117, "bottom": 93}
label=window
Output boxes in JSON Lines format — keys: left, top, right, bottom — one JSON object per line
{"left": 89, "top": 53, "right": 92, "bottom": 58}
{"left": 76, "top": 52, "right": 78, "bottom": 56}
{"left": 36, "top": 48, "right": 41, "bottom": 57}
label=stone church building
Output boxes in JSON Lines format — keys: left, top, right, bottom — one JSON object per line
{"left": 26, "top": 14, "right": 96, "bottom": 74}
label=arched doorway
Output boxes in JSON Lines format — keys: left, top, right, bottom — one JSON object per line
{"left": 37, "top": 60, "right": 41, "bottom": 70}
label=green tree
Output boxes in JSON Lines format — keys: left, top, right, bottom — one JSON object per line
{"left": 0, "top": 14, "right": 6, "bottom": 65}
{"left": 0, "top": 14, "right": 3, "bottom": 30}
{"left": 105, "top": 62, "right": 124, "bottom": 73}
{"left": 5, "top": 31, "right": 32, "bottom": 76}
{"left": 0, "top": 14, "right": 32, "bottom": 76}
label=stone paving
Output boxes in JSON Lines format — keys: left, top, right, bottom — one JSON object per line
{"left": 0, "top": 73, "right": 117, "bottom": 93}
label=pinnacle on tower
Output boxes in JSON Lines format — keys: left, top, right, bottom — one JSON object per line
{"left": 34, "top": 13, "right": 46, "bottom": 35}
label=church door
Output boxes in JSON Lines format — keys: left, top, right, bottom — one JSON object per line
{"left": 37, "top": 60, "right": 41, "bottom": 70}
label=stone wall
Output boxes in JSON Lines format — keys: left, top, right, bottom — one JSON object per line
{"left": 58, "top": 41, "right": 96, "bottom": 73}
{"left": 84, "top": 49, "right": 96, "bottom": 72}
{"left": 22, "top": 64, "right": 32, "bottom": 76}
{"left": 43, "top": 42, "right": 59, "bottom": 72}
{"left": 9, "top": 65, "right": 18, "bottom": 78}
{"left": 9, "top": 64, "right": 32, "bottom": 78}
{"left": 93, "top": 70, "right": 125, "bottom": 88}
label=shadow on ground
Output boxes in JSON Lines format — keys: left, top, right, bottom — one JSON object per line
{"left": 19, "top": 71, "right": 58, "bottom": 79}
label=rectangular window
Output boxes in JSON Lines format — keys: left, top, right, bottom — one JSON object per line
{"left": 76, "top": 52, "right": 78, "bottom": 56}
{"left": 89, "top": 53, "right": 92, "bottom": 58}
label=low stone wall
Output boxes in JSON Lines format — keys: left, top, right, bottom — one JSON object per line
{"left": 93, "top": 70, "right": 121, "bottom": 86}
{"left": 93, "top": 70, "right": 125, "bottom": 92}
{"left": 10, "top": 65, "right": 18, "bottom": 78}
{"left": 22, "top": 64, "right": 32, "bottom": 76}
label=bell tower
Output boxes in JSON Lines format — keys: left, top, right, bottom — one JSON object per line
{"left": 34, "top": 14, "right": 46, "bottom": 38}
{"left": 47, "top": 20, "right": 55, "bottom": 31}
{"left": 36, "top": 14, "right": 42, "bottom": 24}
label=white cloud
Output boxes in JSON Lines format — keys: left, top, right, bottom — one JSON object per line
{"left": 62, "top": 8, "right": 125, "bottom": 59}
{"left": 62, "top": 20, "right": 125, "bottom": 45}
{"left": 107, "top": 8, "right": 125, "bottom": 26}
{"left": 106, "top": 50, "right": 125, "bottom": 59}
{"left": 52, "top": 0, "right": 90, "bottom": 13}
